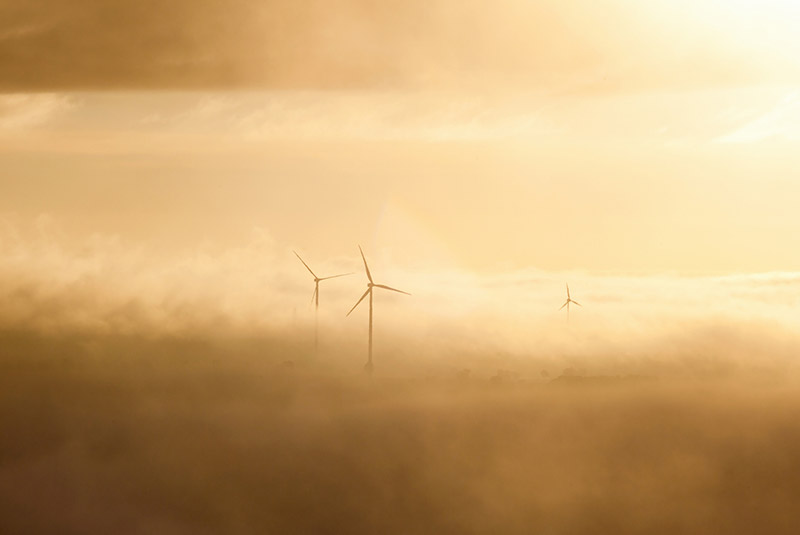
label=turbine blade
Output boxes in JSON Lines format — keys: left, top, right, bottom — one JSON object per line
{"left": 558, "top": 301, "right": 568, "bottom": 311}
{"left": 346, "top": 289, "right": 371, "bottom": 316}
{"left": 572, "top": 300, "right": 582, "bottom": 307}
{"left": 566, "top": 283, "right": 570, "bottom": 299}
{"left": 293, "top": 251, "right": 317, "bottom": 278}
{"left": 311, "top": 286, "right": 318, "bottom": 305}
{"left": 358, "top": 245, "right": 373, "bottom": 283}
{"left": 318, "top": 272, "right": 354, "bottom": 281}
{"left": 373, "top": 284, "right": 411, "bottom": 296}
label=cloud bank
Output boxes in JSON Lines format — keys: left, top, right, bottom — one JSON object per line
{"left": 1, "top": 0, "right": 798, "bottom": 92}
{"left": 2, "top": 216, "right": 800, "bottom": 380}
{"left": 0, "top": 93, "right": 73, "bottom": 129}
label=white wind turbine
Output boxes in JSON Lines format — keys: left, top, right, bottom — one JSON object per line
{"left": 294, "top": 251, "right": 352, "bottom": 350}
{"left": 346, "top": 246, "right": 410, "bottom": 375}
{"left": 559, "top": 283, "right": 582, "bottom": 322}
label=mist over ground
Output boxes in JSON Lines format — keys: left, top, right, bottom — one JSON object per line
{"left": 2, "top": 217, "right": 799, "bottom": 379}
{"left": 3, "top": 218, "right": 800, "bottom": 533}
{"left": 4, "top": 0, "right": 800, "bottom": 531}
{"left": 3, "top": 338, "right": 800, "bottom": 534}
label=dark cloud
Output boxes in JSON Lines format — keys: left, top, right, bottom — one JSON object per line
{"left": 0, "top": 0, "right": 794, "bottom": 92}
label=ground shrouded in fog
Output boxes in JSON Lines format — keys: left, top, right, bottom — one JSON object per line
{"left": 2, "top": 333, "right": 800, "bottom": 535}
{"left": 4, "top": 1, "right": 800, "bottom": 532}
{"left": 1, "top": 216, "right": 800, "bottom": 534}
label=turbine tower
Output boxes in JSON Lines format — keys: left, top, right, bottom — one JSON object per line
{"left": 293, "top": 251, "right": 352, "bottom": 350}
{"left": 346, "top": 246, "right": 410, "bottom": 375}
{"left": 559, "top": 283, "right": 582, "bottom": 322}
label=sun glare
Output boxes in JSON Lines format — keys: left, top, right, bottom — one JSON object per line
{"left": 5, "top": 1, "right": 800, "bottom": 533}
{"left": 698, "top": 0, "right": 800, "bottom": 27}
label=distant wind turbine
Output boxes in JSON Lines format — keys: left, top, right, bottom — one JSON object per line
{"left": 294, "top": 251, "right": 352, "bottom": 350}
{"left": 559, "top": 283, "right": 582, "bottom": 322}
{"left": 346, "top": 246, "right": 410, "bottom": 375}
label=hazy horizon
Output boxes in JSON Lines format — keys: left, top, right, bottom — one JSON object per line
{"left": 3, "top": 2, "right": 800, "bottom": 533}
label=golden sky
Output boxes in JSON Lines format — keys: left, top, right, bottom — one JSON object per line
{"left": 7, "top": 8, "right": 800, "bottom": 529}
{"left": 1, "top": 0, "right": 800, "bottom": 275}
{"left": 2, "top": 0, "right": 799, "bottom": 91}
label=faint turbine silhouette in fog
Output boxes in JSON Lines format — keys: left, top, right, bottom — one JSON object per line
{"left": 293, "top": 251, "right": 352, "bottom": 351}
{"left": 346, "top": 246, "right": 410, "bottom": 375}
{"left": 559, "top": 283, "right": 582, "bottom": 323}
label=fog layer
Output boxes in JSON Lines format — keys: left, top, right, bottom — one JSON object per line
{"left": 2, "top": 218, "right": 799, "bottom": 380}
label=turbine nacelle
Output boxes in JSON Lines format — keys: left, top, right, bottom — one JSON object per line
{"left": 294, "top": 249, "right": 353, "bottom": 310}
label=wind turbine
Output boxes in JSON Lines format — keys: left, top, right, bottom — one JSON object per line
{"left": 293, "top": 251, "right": 352, "bottom": 350}
{"left": 346, "top": 246, "right": 410, "bottom": 375}
{"left": 559, "top": 283, "right": 582, "bottom": 322}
